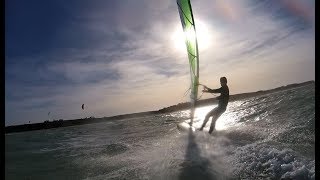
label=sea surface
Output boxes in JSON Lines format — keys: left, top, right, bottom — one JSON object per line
{"left": 5, "top": 83, "right": 315, "bottom": 180}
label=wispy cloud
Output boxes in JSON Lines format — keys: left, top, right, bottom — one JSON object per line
{"left": 5, "top": 0, "right": 314, "bottom": 125}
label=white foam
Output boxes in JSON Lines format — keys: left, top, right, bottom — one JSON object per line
{"left": 281, "top": 164, "right": 293, "bottom": 171}
{"left": 227, "top": 144, "right": 315, "bottom": 179}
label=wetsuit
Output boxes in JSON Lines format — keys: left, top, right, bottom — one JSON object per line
{"left": 200, "top": 84, "right": 229, "bottom": 133}
{"left": 207, "top": 85, "right": 229, "bottom": 111}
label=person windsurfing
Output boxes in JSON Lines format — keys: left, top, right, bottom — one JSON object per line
{"left": 199, "top": 77, "right": 229, "bottom": 134}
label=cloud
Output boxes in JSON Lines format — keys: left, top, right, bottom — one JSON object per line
{"left": 5, "top": 0, "right": 314, "bottom": 125}
{"left": 248, "top": 0, "right": 314, "bottom": 28}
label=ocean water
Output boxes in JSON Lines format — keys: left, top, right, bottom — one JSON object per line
{"left": 6, "top": 83, "right": 315, "bottom": 180}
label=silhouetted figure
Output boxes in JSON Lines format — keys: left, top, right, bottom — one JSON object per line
{"left": 199, "top": 77, "right": 229, "bottom": 134}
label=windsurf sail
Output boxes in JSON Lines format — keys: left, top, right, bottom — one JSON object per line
{"left": 176, "top": 0, "right": 199, "bottom": 125}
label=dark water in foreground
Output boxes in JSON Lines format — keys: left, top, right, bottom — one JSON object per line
{"left": 6, "top": 83, "right": 315, "bottom": 179}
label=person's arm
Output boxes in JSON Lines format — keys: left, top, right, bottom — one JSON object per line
{"left": 203, "top": 87, "right": 222, "bottom": 93}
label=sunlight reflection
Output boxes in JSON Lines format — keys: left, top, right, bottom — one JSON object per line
{"left": 170, "top": 101, "right": 243, "bottom": 131}
{"left": 192, "top": 103, "right": 241, "bottom": 131}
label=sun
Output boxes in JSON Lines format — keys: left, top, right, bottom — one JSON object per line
{"left": 171, "top": 19, "right": 212, "bottom": 52}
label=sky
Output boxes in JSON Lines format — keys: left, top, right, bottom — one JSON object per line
{"left": 5, "top": 0, "right": 314, "bottom": 126}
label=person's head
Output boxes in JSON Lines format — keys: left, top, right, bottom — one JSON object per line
{"left": 220, "top": 77, "right": 227, "bottom": 86}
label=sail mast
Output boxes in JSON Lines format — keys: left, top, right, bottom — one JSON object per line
{"left": 176, "top": 0, "right": 199, "bottom": 125}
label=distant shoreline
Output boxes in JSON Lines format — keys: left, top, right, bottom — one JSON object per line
{"left": 5, "top": 80, "right": 314, "bottom": 134}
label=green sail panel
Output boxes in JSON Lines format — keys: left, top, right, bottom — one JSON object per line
{"left": 177, "top": 0, "right": 199, "bottom": 122}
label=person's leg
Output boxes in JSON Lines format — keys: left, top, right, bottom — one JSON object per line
{"left": 208, "top": 109, "right": 225, "bottom": 134}
{"left": 199, "top": 107, "right": 218, "bottom": 130}
{"left": 208, "top": 113, "right": 221, "bottom": 134}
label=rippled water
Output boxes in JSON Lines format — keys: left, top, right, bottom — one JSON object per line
{"left": 6, "top": 83, "right": 314, "bottom": 179}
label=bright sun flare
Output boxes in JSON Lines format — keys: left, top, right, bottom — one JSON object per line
{"left": 171, "top": 20, "right": 212, "bottom": 52}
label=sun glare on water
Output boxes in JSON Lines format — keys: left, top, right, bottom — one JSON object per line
{"left": 171, "top": 20, "right": 213, "bottom": 52}
{"left": 193, "top": 105, "right": 238, "bottom": 131}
